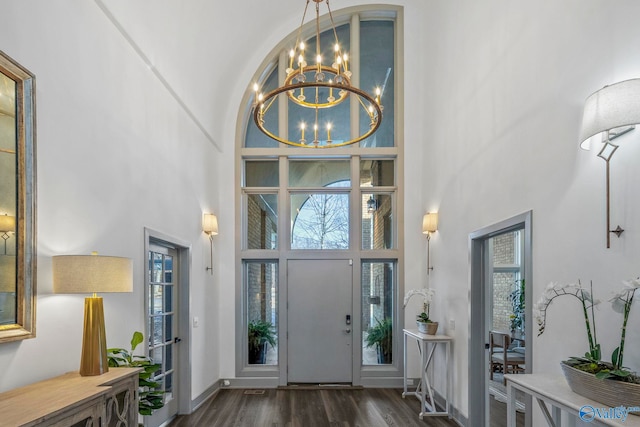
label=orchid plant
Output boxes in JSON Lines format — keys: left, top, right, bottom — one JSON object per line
{"left": 534, "top": 280, "right": 601, "bottom": 362}
{"left": 404, "top": 288, "right": 435, "bottom": 323}
{"left": 596, "top": 278, "right": 640, "bottom": 381}
{"left": 535, "top": 278, "right": 640, "bottom": 383}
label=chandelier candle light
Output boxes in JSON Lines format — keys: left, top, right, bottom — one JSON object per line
{"left": 251, "top": 0, "right": 383, "bottom": 148}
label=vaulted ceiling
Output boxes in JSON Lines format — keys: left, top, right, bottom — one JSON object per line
{"left": 99, "top": 0, "right": 371, "bottom": 152}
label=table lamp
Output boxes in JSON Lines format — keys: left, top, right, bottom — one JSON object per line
{"left": 53, "top": 252, "right": 133, "bottom": 376}
{"left": 0, "top": 214, "right": 15, "bottom": 255}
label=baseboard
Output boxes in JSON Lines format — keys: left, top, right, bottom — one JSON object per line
{"left": 432, "top": 388, "right": 467, "bottom": 426}
{"left": 359, "top": 376, "right": 404, "bottom": 388}
{"left": 219, "top": 377, "right": 280, "bottom": 389}
{"left": 188, "top": 381, "right": 221, "bottom": 413}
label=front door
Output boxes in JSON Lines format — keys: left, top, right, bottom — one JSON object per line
{"left": 287, "top": 259, "right": 353, "bottom": 383}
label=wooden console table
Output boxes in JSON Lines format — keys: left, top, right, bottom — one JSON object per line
{"left": 402, "top": 329, "right": 453, "bottom": 419}
{"left": 506, "top": 373, "right": 640, "bottom": 427}
{"left": 0, "top": 367, "right": 141, "bottom": 426}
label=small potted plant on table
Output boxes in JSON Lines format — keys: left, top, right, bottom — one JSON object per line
{"left": 404, "top": 288, "right": 437, "bottom": 335}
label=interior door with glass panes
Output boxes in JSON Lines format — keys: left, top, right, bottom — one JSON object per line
{"left": 147, "top": 244, "right": 179, "bottom": 426}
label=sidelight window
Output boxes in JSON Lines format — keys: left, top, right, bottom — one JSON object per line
{"left": 245, "top": 261, "right": 278, "bottom": 366}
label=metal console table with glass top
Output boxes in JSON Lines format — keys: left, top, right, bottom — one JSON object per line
{"left": 402, "top": 328, "right": 453, "bottom": 419}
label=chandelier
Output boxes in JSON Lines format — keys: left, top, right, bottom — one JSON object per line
{"left": 251, "top": 0, "right": 383, "bottom": 148}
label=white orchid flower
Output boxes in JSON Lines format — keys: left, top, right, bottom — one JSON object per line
{"left": 403, "top": 288, "right": 435, "bottom": 308}
{"left": 611, "top": 296, "right": 626, "bottom": 314}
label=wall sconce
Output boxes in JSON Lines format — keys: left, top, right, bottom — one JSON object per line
{"left": 203, "top": 213, "right": 218, "bottom": 274}
{"left": 53, "top": 252, "right": 133, "bottom": 376}
{"left": 0, "top": 214, "right": 15, "bottom": 255}
{"left": 422, "top": 212, "right": 438, "bottom": 275}
{"left": 367, "top": 195, "right": 378, "bottom": 213}
{"left": 579, "top": 78, "right": 640, "bottom": 248}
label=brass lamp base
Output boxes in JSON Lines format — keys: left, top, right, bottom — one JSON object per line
{"left": 79, "top": 296, "right": 108, "bottom": 376}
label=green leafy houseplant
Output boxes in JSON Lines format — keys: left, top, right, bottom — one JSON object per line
{"left": 595, "top": 279, "right": 640, "bottom": 381}
{"left": 248, "top": 320, "right": 277, "bottom": 364}
{"left": 509, "top": 279, "right": 525, "bottom": 332}
{"left": 365, "top": 317, "right": 392, "bottom": 364}
{"left": 107, "top": 331, "right": 165, "bottom": 416}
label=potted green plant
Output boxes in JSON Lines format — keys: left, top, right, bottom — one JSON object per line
{"left": 107, "top": 331, "right": 165, "bottom": 417}
{"left": 365, "top": 317, "right": 393, "bottom": 364}
{"left": 248, "top": 320, "right": 277, "bottom": 364}
{"left": 509, "top": 279, "right": 525, "bottom": 335}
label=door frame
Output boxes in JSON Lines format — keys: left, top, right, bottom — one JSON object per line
{"left": 468, "top": 211, "right": 533, "bottom": 427}
{"left": 144, "top": 228, "right": 192, "bottom": 418}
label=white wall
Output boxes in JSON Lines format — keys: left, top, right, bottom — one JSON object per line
{"left": 420, "top": 0, "right": 640, "bottom": 419}
{"left": 0, "top": 0, "right": 220, "bottom": 399}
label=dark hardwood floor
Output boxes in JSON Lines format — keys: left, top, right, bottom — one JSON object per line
{"left": 168, "top": 388, "right": 461, "bottom": 427}
{"left": 490, "top": 395, "right": 525, "bottom": 427}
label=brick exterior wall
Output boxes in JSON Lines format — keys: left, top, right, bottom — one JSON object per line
{"left": 362, "top": 194, "right": 393, "bottom": 330}
{"left": 246, "top": 195, "right": 278, "bottom": 326}
{"left": 491, "top": 233, "right": 521, "bottom": 333}
{"left": 247, "top": 195, "right": 277, "bottom": 250}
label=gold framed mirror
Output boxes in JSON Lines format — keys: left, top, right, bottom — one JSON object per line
{"left": 0, "top": 50, "right": 36, "bottom": 343}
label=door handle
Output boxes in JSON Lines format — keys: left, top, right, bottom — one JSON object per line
{"left": 174, "top": 337, "right": 182, "bottom": 343}
{"left": 345, "top": 328, "right": 351, "bottom": 334}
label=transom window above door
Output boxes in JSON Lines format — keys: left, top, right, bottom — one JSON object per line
{"left": 243, "top": 158, "right": 396, "bottom": 251}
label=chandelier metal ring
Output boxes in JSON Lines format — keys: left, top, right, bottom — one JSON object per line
{"left": 253, "top": 81, "right": 382, "bottom": 148}
{"left": 250, "top": 0, "right": 384, "bottom": 148}
{"left": 283, "top": 65, "right": 352, "bottom": 108}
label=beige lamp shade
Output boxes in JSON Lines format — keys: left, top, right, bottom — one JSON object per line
{"left": 0, "top": 214, "right": 15, "bottom": 232}
{"left": 579, "top": 78, "right": 640, "bottom": 149}
{"left": 0, "top": 255, "right": 15, "bottom": 292}
{"left": 203, "top": 213, "right": 218, "bottom": 235}
{"left": 53, "top": 255, "right": 133, "bottom": 294}
{"left": 422, "top": 212, "right": 438, "bottom": 234}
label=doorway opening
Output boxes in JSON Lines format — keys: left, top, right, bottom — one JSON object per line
{"left": 468, "top": 212, "right": 532, "bottom": 427}
{"left": 145, "top": 229, "right": 192, "bottom": 426}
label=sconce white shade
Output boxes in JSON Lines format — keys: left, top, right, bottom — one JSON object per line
{"left": 579, "top": 78, "right": 640, "bottom": 149}
{"left": 52, "top": 254, "right": 133, "bottom": 294}
{"left": 203, "top": 213, "right": 218, "bottom": 235}
{"left": 0, "top": 214, "right": 15, "bottom": 232}
{"left": 422, "top": 212, "right": 438, "bottom": 234}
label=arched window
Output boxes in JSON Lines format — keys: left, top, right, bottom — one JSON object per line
{"left": 237, "top": 6, "right": 404, "bottom": 384}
